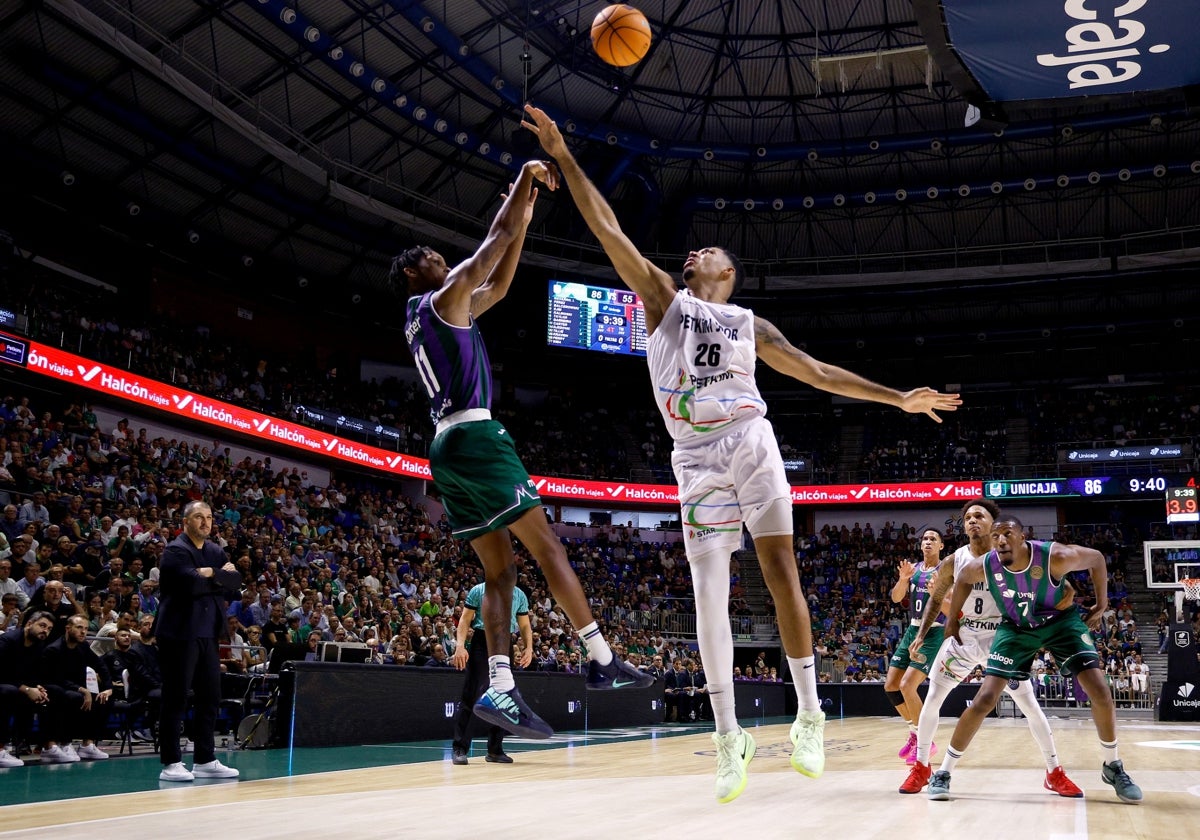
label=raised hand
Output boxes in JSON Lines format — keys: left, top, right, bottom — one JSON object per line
{"left": 897, "top": 387, "right": 963, "bottom": 423}
{"left": 522, "top": 159, "right": 559, "bottom": 191}
{"left": 897, "top": 559, "right": 916, "bottom": 580}
{"left": 520, "top": 104, "right": 569, "bottom": 159}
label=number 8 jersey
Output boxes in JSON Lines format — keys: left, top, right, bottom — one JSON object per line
{"left": 647, "top": 290, "right": 766, "bottom": 446}
{"left": 953, "top": 544, "right": 1003, "bottom": 632}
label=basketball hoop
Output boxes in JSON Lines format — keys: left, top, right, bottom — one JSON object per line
{"left": 1182, "top": 578, "right": 1200, "bottom": 603}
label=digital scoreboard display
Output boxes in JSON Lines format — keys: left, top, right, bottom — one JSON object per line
{"left": 984, "top": 476, "right": 1173, "bottom": 500}
{"left": 1167, "top": 487, "right": 1199, "bottom": 523}
{"left": 546, "top": 281, "right": 647, "bottom": 357}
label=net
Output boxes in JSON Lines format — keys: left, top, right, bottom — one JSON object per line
{"left": 1182, "top": 578, "right": 1200, "bottom": 602}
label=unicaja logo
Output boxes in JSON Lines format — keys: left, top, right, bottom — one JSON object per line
{"left": 1179, "top": 682, "right": 1195, "bottom": 699}
{"left": 1037, "top": 2, "right": 1171, "bottom": 92}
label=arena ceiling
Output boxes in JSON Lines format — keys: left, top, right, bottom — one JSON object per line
{"left": 1, "top": 0, "right": 1200, "bottom": 307}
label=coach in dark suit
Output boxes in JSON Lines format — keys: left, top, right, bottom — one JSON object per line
{"left": 154, "top": 501, "right": 241, "bottom": 782}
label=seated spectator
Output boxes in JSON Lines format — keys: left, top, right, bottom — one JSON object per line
{"left": 302, "top": 630, "right": 322, "bottom": 662}
{"left": 242, "top": 626, "right": 267, "bottom": 673}
{"left": 0, "top": 558, "right": 27, "bottom": 610}
{"left": 23, "top": 580, "right": 84, "bottom": 641}
{"left": 0, "top": 611, "right": 56, "bottom": 767}
{"left": 1, "top": 592, "right": 21, "bottom": 629}
{"left": 422, "top": 642, "right": 451, "bottom": 667}
{"left": 39, "top": 615, "right": 113, "bottom": 761}
{"left": 101, "top": 628, "right": 137, "bottom": 699}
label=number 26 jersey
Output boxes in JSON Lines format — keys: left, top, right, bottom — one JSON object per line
{"left": 647, "top": 290, "right": 766, "bottom": 446}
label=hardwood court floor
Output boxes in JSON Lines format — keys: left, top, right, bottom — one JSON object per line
{"left": 0, "top": 716, "right": 1196, "bottom": 839}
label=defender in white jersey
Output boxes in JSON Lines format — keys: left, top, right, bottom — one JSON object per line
{"left": 899, "top": 499, "right": 1082, "bottom": 797}
{"left": 523, "top": 103, "right": 962, "bottom": 803}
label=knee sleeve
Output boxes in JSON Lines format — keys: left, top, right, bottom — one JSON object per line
{"left": 744, "top": 496, "right": 792, "bottom": 538}
{"left": 886, "top": 690, "right": 906, "bottom": 708}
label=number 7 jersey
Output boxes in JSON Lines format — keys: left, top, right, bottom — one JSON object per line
{"left": 647, "top": 290, "right": 766, "bottom": 445}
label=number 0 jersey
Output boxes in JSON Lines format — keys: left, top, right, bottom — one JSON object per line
{"left": 647, "top": 290, "right": 765, "bottom": 446}
{"left": 907, "top": 562, "right": 943, "bottom": 625}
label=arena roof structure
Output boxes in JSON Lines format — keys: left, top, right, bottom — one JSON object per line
{"left": 1, "top": 1, "right": 1199, "bottom": 344}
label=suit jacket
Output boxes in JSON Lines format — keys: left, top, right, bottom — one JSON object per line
{"left": 152, "top": 535, "right": 241, "bottom": 641}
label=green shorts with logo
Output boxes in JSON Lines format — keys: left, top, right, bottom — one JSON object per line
{"left": 889, "top": 624, "right": 945, "bottom": 675}
{"left": 429, "top": 419, "right": 541, "bottom": 541}
{"left": 983, "top": 609, "right": 1100, "bottom": 680}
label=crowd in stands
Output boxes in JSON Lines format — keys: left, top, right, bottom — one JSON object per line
{"left": 1027, "top": 385, "right": 1200, "bottom": 466}
{"left": 861, "top": 405, "right": 1008, "bottom": 482}
{"left": 3, "top": 266, "right": 1198, "bottom": 760}
{"left": 1, "top": 271, "right": 1037, "bottom": 485}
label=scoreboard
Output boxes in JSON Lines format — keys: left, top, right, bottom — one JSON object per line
{"left": 546, "top": 281, "right": 647, "bottom": 357}
{"left": 1166, "top": 486, "right": 1199, "bottom": 523}
{"left": 984, "top": 476, "right": 1173, "bottom": 500}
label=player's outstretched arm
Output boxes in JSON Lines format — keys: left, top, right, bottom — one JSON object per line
{"left": 753, "top": 316, "right": 962, "bottom": 422}
{"left": 469, "top": 171, "right": 549, "bottom": 318}
{"left": 436, "top": 161, "right": 554, "bottom": 321}
{"left": 522, "top": 104, "right": 676, "bottom": 331}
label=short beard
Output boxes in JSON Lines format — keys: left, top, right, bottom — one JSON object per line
{"left": 682, "top": 266, "right": 695, "bottom": 282}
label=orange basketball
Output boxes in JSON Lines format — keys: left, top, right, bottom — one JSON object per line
{"left": 591, "top": 5, "right": 652, "bottom": 67}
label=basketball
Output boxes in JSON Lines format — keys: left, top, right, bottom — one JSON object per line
{"left": 591, "top": 5, "right": 652, "bottom": 67}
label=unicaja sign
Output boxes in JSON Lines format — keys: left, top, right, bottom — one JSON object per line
{"left": 1036, "top": 0, "right": 1170, "bottom": 91}
{"left": 936, "top": 0, "right": 1195, "bottom": 101}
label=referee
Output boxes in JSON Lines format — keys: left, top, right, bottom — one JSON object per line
{"left": 450, "top": 581, "right": 533, "bottom": 764}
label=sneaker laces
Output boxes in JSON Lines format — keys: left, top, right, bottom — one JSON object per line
{"left": 1107, "top": 762, "right": 1134, "bottom": 787}
{"left": 489, "top": 690, "right": 520, "bottom": 715}
{"left": 794, "top": 719, "right": 821, "bottom": 752}
{"left": 714, "top": 732, "right": 740, "bottom": 775}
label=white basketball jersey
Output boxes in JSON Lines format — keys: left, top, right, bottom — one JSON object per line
{"left": 647, "top": 290, "right": 765, "bottom": 446}
{"left": 953, "top": 544, "right": 1003, "bottom": 631}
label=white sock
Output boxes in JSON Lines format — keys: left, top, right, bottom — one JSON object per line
{"left": 489, "top": 655, "right": 514, "bottom": 691}
{"left": 1101, "top": 739, "right": 1118, "bottom": 765}
{"left": 1008, "top": 681, "right": 1059, "bottom": 770}
{"left": 578, "top": 622, "right": 613, "bottom": 666}
{"left": 709, "top": 681, "right": 737, "bottom": 735}
{"left": 939, "top": 745, "right": 964, "bottom": 774}
{"left": 787, "top": 655, "right": 820, "bottom": 712}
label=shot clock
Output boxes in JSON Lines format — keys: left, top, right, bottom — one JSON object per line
{"left": 1166, "top": 486, "right": 1199, "bottom": 523}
